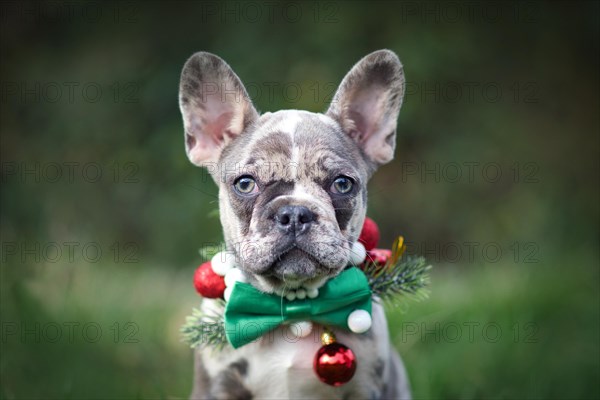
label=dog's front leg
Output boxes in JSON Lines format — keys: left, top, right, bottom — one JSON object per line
{"left": 190, "top": 349, "right": 253, "bottom": 400}
{"left": 381, "top": 350, "right": 412, "bottom": 400}
{"left": 189, "top": 348, "right": 211, "bottom": 399}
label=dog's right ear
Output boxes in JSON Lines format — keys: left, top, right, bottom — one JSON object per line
{"left": 179, "top": 52, "right": 258, "bottom": 167}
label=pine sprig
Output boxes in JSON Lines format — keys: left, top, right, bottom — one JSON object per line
{"left": 362, "top": 236, "right": 431, "bottom": 302}
{"left": 180, "top": 301, "right": 227, "bottom": 350}
{"left": 363, "top": 255, "right": 431, "bottom": 302}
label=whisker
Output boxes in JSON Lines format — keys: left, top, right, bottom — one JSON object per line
{"left": 181, "top": 183, "right": 219, "bottom": 200}
{"left": 280, "top": 281, "right": 287, "bottom": 320}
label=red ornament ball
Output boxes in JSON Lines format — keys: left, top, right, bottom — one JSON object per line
{"left": 367, "top": 248, "right": 392, "bottom": 266}
{"left": 358, "top": 217, "right": 380, "bottom": 251}
{"left": 193, "top": 261, "right": 226, "bottom": 299}
{"left": 313, "top": 342, "right": 357, "bottom": 386}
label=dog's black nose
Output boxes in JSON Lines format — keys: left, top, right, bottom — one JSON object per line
{"left": 275, "top": 205, "right": 315, "bottom": 235}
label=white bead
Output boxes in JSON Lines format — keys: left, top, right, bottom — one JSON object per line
{"left": 295, "top": 289, "right": 306, "bottom": 300}
{"left": 223, "top": 286, "right": 234, "bottom": 302}
{"left": 306, "top": 288, "right": 319, "bottom": 299}
{"left": 224, "top": 268, "right": 246, "bottom": 287}
{"left": 285, "top": 291, "right": 297, "bottom": 301}
{"left": 348, "top": 242, "right": 367, "bottom": 265}
{"left": 289, "top": 321, "right": 313, "bottom": 338}
{"left": 347, "top": 309, "right": 372, "bottom": 333}
{"left": 211, "top": 251, "right": 236, "bottom": 276}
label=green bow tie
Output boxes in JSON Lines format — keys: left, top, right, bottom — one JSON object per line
{"left": 224, "top": 267, "right": 372, "bottom": 349}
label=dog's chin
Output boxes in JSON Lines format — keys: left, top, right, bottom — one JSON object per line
{"left": 254, "top": 248, "right": 338, "bottom": 292}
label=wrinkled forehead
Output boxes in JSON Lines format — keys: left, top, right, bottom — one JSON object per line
{"left": 220, "top": 110, "right": 366, "bottom": 183}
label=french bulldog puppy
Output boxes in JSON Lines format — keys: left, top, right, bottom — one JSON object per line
{"left": 179, "top": 49, "right": 411, "bottom": 399}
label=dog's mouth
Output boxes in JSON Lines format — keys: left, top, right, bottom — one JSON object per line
{"left": 237, "top": 231, "right": 350, "bottom": 292}
{"left": 258, "top": 247, "right": 335, "bottom": 290}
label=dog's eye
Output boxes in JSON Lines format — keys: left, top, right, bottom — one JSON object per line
{"left": 331, "top": 176, "right": 354, "bottom": 194}
{"left": 234, "top": 176, "right": 258, "bottom": 195}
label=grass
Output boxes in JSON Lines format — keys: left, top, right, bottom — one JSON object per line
{"left": 1, "top": 258, "right": 598, "bottom": 399}
{"left": 391, "top": 262, "right": 599, "bottom": 399}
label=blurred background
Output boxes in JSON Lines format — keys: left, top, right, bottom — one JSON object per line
{"left": 1, "top": 0, "right": 598, "bottom": 398}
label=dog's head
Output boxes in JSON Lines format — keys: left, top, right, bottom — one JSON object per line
{"left": 179, "top": 50, "right": 405, "bottom": 293}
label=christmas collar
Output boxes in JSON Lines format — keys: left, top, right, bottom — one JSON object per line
{"left": 182, "top": 217, "right": 431, "bottom": 386}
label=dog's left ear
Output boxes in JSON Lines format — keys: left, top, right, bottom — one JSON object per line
{"left": 326, "top": 49, "right": 405, "bottom": 166}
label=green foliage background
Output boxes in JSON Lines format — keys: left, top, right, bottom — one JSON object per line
{"left": 1, "top": 1, "right": 598, "bottom": 398}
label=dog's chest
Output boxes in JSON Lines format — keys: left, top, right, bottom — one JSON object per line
{"left": 201, "top": 301, "right": 391, "bottom": 399}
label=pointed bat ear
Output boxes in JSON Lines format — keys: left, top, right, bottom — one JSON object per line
{"left": 326, "top": 49, "right": 405, "bottom": 166}
{"left": 179, "top": 52, "right": 259, "bottom": 167}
